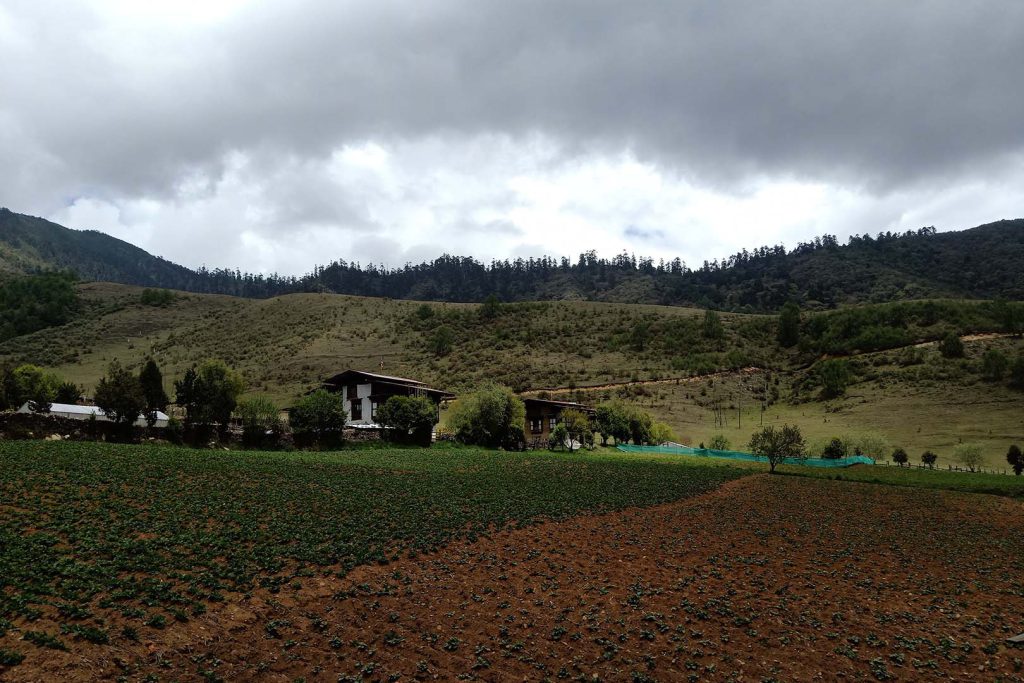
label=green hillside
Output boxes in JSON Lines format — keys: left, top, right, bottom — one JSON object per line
{"left": 3, "top": 207, "right": 1024, "bottom": 308}
{"left": 1, "top": 281, "right": 1021, "bottom": 467}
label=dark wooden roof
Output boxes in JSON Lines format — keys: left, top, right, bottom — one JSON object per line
{"left": 321, "top": 369, "right": 455, "bottom": 400}
{"left": 522, "top": 397, "right": 595, "bottom": 413}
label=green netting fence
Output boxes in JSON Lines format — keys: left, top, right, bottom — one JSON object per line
{"left": 617, "top": 444, "right": 875, "bottom": 468}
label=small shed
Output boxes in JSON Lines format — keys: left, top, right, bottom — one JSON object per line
{"left": 17, "top": 402, "right": 170, "bottom": 428}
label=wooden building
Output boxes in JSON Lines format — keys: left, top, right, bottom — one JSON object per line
{"left": 522, "top": 397, "right": 595, "bottom": 447}
{"left": 320, "top": 370, "right": 454, "bottom": 428}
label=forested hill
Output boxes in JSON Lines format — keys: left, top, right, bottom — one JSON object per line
{"left": 2, "top": 207, "right": 1022, "bottom": 310}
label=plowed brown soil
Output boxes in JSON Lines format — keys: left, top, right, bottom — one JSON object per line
{"left": 8, "top": 475, "right": 1024, "bottom": 682}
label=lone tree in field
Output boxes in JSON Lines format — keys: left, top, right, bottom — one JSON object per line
{"left": 921, "top": 451, "right": 938, "bottom": 469}
{"left": 430, "top": 325, "right": 454, "bottom": 357}
{"left": 777, "top": 301, "right": 801, "bottom": 348}
{"left": 749, "top": 424, "right": 805, "bottom": 473}
{"left": 1007, "top": 444, "right": 1023, "bottom": 476}
{"left": 891, "top": 447, "right": 909, "bottom": 467}
{"left": 938, "top": 332, "right": 965, "bottom": 359}
{"left": 93, "top": 361, "right": 146, "bottom": 436}
{"left": 953, "top": 443, "right": 984, "bottom": 472}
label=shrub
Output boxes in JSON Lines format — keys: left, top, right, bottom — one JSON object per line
{"left": 429, "top": 325, "right": 454, "bottom": 357}
{"left": 1007, "top": 444, "right": 1022, "bottom": 476}
{"left": 777, "top": 301, "right": 801, "bottom": 347}
{"left": 708, "top": 434, "right": 731, "bottom": 451}
{"left": 236, "top": 395, "right": 283, "bottom": 448}
{"left": 981, "top": 349, "right": 1008, "bottom": 381}
{"left": 548, "top": 423, "right": 570, "bottom": 451}
{"left": 852, "top": 433, "right": 889, "bottom": 461}
{"left": 953, "top": 443, "right": 984, "bottom": 472}
{"left": 377, "top": 395, "right": 437, "bottom": 446}
{"left": 891, "top": 447, "right": 908, "bottom": 467}
{"left": 816, "top": 359, "right": 852, "bottom": 399}
{"left": 938, "top": 332, "right": 964, "bottom": 358}
{"left": 140, "top": 288, "right": 176, "bottom": 307}
{"left": 749, "top": 424, "right": 805, "bottom": 473}
{"left": 1010, "top": 354, "right": 1024, "bottom": 389}
{"left": 289, "top": 390, "right": 346, "bottom": 449}
{"left": 921, "top": 451, "right": 938, "bottom": 468}
{"left": 821, "top": 437, "right": 848, "bottom": 460}
{"left": 447, "top": 383, "right": 525, "bottom": 450}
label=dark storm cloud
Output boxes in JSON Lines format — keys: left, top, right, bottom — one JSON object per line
{"left": 3, "top": 0, "right": 1023, "bottom": 211}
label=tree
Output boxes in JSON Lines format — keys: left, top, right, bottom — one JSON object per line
{"left": 548, "top": 423, "right": 570, "bottom": 451}
{"left": 236, "top": 395, "right": 282, "bottom": 448}
{"left": 447, "top": 383, "right": 526, "bottom": 450}
{"left": 430, "top": 325, "right": 455, "bottom": 357}
{"left": 630, "top": 321, "right": 651, "bottom": 351}
{"left": 891, "top": 447, "right": 908, "bottom": 467}
{"left": 10, "top": 365, "right": 60, "bottom": 413}
{"left": 1007, "top": 444, "right": 1022, "bottom": 476}
{"left": 625, "top": 406, "right": 654, "bottom": 445}
{"left": 852, "top": 433, "right": 889, "bottom": 461}
{"left": 650, "top": 422, "right": 677, "bottom": 445}
{"left": 921, "top": 451, "right": 938, "bottom": 469}
{"left": 1010, "top": 354, "right": 1024, "bottom": 390}
{"left": 777, "top": 301, "right": 801, "bottom": 347}
{"left": 138, "top": 358, "right": 169, "bottom": 427}
{"left": 821, "top": 437, "right": 847, "bottom": 460}
{"left": 708, "top": 434, "right": 731, "bottom": 451}
{"left": 93, "top": 361, "right": 146, "bottom": 435}
{"left": 376, "top": 395, "right": 437, "bottom": 446}
{"left": 480, "top": 294, "right": 502, "bottom": 320}
{"left": 938, "top": 332, "right": 964, "bottom": 359}
{"left": 981, "top": 349, "right": 1008, "bottom": 381}
{"left": 54, "top": 381, "right": 82, "bottom": 405}
{"left": 702, "top": 310, "right": 724, "bottom": 340}
{"left": 289, "top": 390, "right": 347, "bottom": 448}
{"left": 749, "top": 424, "right": 805, "bottom": 473}
{"left": 953, "top": 443, "right": 984, "bottom": 472}
{"left": 594, "top": 401, "right": 631, "bottom": 445}
{"left": 174, "top": 360, "right": 244, "bottom": 429}
{"left": 816, "top": 359, "right": 852, "bottom": 399}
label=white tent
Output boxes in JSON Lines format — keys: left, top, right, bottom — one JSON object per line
{"left": 17, "top": 402, "right": 169, "bottom": 428}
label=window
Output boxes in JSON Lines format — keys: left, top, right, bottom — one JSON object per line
{"left": 530, "top": 418, "right": 542, "bottom": 433}
{"left": 370, "top": 400, "right": 378, "bottom": 420}
{"left": 549, "top": 417, "right": 557, "bottom": 431}
{"left": 350, "top": 399, "right": 362, "bottom": 421}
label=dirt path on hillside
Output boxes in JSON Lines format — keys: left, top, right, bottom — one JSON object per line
{"left": 521, "top": 367, "right": 764, "bottom": 396}
{"left": 10, "top": 476, "right": 1024, "bottom": 682}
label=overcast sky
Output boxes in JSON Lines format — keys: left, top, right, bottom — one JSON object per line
{"left": 2, "top": 1, "right": 1023, "bottom": 274}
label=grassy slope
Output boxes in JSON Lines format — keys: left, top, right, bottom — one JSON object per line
{"left": 1, "top": 281, "right": 1022, "bottom": 468}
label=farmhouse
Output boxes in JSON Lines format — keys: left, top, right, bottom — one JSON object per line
{"left": 523, "top": 397, "right": 595, "bottom": 446}
{"left": 320, "top": 369, "right": 454, "bottom": 428}
{"left": 16, "top": 402, "right": 170, "bottom": 428}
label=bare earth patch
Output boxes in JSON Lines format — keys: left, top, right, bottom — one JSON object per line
{"left": 8, "top": 475, "right": 1024, "bottom": 681}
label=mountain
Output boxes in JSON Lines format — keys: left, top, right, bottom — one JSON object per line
{"left": 2, "top": 207, "right": 1023, "bottom": 310}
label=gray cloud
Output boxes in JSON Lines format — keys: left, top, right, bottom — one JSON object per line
{"left": 1, "top": 0, "right": 1022, "bottom": 272}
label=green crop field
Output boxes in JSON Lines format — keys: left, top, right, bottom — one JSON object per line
{"left": 0, "top": 440, "right": 748, "bottom": 662}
